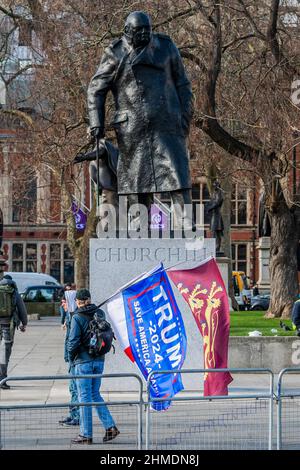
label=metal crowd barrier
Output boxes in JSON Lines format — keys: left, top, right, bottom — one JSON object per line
{"left": 0, "top": 373, "right": 143, "bottom": 450}
{"left": 277, "top": 368, "right": 300, "bottom": 450}
{"left": 146, "top": 368, "right": 274, "bottom": 450}
{"left": 5, "top": 367, "right": 300, "bottom": 450}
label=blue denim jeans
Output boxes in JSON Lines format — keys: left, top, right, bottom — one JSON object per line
{"left": 75, "top": 360, "right": 115, "bottom": 438}
{"left": 68, "top": 364, "right": 80, "bottom": 421}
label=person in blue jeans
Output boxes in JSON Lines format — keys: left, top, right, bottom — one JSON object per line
{"left": 58, "top": 298, "right": 80, "bottom": 426}
{"left": 68, "top": 288, "right": 119, "bottom": 445}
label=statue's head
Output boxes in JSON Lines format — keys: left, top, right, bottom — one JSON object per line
{"left": 124, "top": 11, "right": 152, "bottom": 49}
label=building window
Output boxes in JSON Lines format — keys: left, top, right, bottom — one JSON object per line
{"left": 157, "top": 183, "right": 211, "bottom": 226}
{"left": 231, "top": 184, "right": 247, "bottom": 225}
{"left": 18, "top": 59, "right": 34, "bottom": 74}
{"left": 50, "top": 243, "right": 61, "bottom": 283}
{"left": 10, "top": 242, "right": 74, "bottom": 284}
{"left": 191, "top": 183, "right": 211, "bottom": 225}
{"left": 12, "top": 242, "right": 37, "bottom": 272}
{"left": 25, "top": 243, "right": 37, "bottom": 272}
{"left": 12, "top": 243, "right": 24, "bottom": 271}
{"left": 231, "top": 243, "right": 248, "bottom": 274}
{"left": 12, "top": 207, "right": 20, "bottom": 223}
{"left": 63, "top": 244, "right": 74, "bottom": 285}
{"left": 12, "top": 175, "right": 37, "bottom": 224}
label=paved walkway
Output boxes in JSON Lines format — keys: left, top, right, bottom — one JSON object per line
{"left": 0, "top": 316, "right": 286, "bottom": 404}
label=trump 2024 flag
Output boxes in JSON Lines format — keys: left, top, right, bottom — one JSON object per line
{"left": 107, "top": 264, "right": 187, "bottom": 410}
{"left": 168, "top": 257, "right": 233, "bottom": 396}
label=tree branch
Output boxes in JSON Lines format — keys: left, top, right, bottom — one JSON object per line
{"left": 199, "top": 0, "right": 262, "bottom": 164}
{"left": 0, "top": 108, "right": 33, "bottom": 127}
{"left": 267, "top": 0, "right": 281, "bottom": 63}
{"left": 237, "top": 0, "right": 266, "bottom": 40}
{"left": 0, "top": 6, "right": 22, "bottom": 21}
{"left": 153, "top": 5, "right": 201, "bottom": 29}
{"left": 194, "top": 0, "right": 217, "bottom": 27}
{"left": 2, "top": 63, "right": 43, "bottom": 86}
{"left": 179, "top": 50, "right": 207, "bottom": 74}
{"left": 222, "top": 33, "right": 256, "bottom": 52}
{"left": 91, "top": 5, "right": 202, "bottom": 40}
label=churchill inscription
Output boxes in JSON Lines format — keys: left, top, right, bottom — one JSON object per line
{"left": 95, "top": 246, "right": 210, "bottom": 263}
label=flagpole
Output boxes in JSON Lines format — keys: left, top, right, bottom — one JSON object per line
{"left": 97, "top": 263, "right": 163, "bottom": 308}
{"left": 166, "top": 254, "right": 214, "bottom": 271}
{"left": 97, "top": 254, "right": 215, "bottom": 308}
{"left": 72, "top": 194, "right": 90, "bottom": 213}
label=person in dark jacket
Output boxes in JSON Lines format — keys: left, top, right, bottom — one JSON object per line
{"left": 87, "top": 11, "right": 194, "bottom": 229}
{"left": 252, "top": 283, "right": 260, "bottom": 297}
{"left": 68, "top": 289, "right": 119, "bottom": 445}
{"left": 0, "top": 274, "right": 27, "bottom": 389}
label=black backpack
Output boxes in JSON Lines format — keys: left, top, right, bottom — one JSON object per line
{"left": 0, "top": 284, "right": 15, "bottom": 318}
{"left": 88, "top": 315, "right": 116, "bottom": 357}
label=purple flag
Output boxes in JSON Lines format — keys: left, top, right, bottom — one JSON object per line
{"left": 71, "top": 201, "right": 87, "bottom": 231}
{"left": 150, "top": 204, "right": 169, "bottom": 230}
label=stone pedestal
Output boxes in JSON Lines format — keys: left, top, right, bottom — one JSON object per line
{"left": 216, "top": 256, "right": 232, "bottom": 310}
{"left": 90, "top": 237, "right": 218, "bottom": 390}
{"left": 257, "top": 237, "right": 271, "bottom": 292}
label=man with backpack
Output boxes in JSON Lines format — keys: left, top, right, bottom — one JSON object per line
{"left": 68, "top": 288, "right": 119, "bottom": 445}
{"left": 0, "top": 274, "right": 27, "bottom": 390}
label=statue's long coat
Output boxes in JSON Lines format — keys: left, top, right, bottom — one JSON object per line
{"left": 87, "top": 33, "right": 193, "bottom": 195}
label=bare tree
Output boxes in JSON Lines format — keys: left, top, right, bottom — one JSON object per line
{"left": 2, "top": 0, "right": 300, "bottom": 313}
{"left": 181, "top": 0, "right": 300, "bottom": 317}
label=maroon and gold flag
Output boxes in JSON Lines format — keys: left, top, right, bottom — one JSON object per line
{"left": 167, "top": 257, "right": 233, "bottom": 396}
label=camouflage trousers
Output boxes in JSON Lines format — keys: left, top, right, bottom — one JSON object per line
{"left": 0, "top": 322, "right": 15, "bottom": 380}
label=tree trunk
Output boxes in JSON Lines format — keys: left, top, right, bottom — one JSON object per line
{"left": 61, "top": 178, "right": 97, "bottom": 290}
{"left": 73, "top": 200, "right": 97, "bottom": 289}
{"left": 267, "top": 201, "right": 298, "bottom": 318}
{"left": 74, "top": 249, "right": 88, "bottom": 289}
{"left": 221, "top": 175, "right": 239, "bottom": 310}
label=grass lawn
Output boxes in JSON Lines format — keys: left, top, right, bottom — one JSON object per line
{"left": 230, "top": 311, "right": 296, "bottom": 337}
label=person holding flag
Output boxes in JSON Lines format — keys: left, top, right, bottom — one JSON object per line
{"left": 68, "top": 289, "right": 119, "bottom": 445}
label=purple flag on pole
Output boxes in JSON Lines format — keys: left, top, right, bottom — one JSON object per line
{"left": 71, "top": 201, "right": 87, "bottom": 231}
{"left": 150, "top": 203, "right": 169, "bottom": 230}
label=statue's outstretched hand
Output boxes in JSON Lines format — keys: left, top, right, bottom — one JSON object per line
{"left": 90, "top": 127, "right": 104, "bottom": 140}
{"left": 73, "top": 153, "right": 87, "bottom": 164}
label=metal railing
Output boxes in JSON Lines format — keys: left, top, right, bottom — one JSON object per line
{"left": 146, "top": 368, "right": 274, "bottom": 450}
{"left": 3, "top": 368, "right": 300, "bottom": 450}
{"left": 277, "top": 368, "right": 300, "bottom": 450}
{"left": 0, "top": 373, "right": 143, "bottom": 450}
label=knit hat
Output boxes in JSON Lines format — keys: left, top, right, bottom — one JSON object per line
{"left": 76, "top": 288, "right": 91, "bottom": 301}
